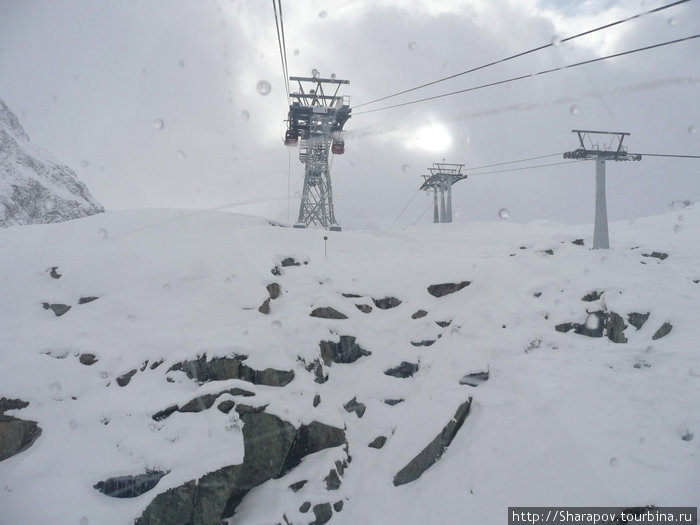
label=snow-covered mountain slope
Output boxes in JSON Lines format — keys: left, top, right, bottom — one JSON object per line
{"left": 0, "top": 207, "right": 698, "bottom": 525}
{"left": 0, "top": 97, "right": 103, "bottom": 227}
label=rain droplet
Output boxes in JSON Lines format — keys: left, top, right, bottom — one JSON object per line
{"left": 498, "top": 208, "right": 510, "bottom": 220}
{"left": 80, "top": 160, "right": 90, "bottom": 168}
{"left": 98, "top": 228, "right": 108, "bottom": 239}
{"left": 163, "top": 283, "right": 172, "bottom": 292}
{"left": 551, "top": 35, "right": 562, "bottom": 46}
{"left": 178, "top": 59, "right": 185, "bottom": 68}
{"left": 311, "top": 69, "right": 320, "bottom": 79}
{"left": 256, "top": 80, "right": 271, "bottom": 96}
{"left": 176, "top": 150, "right": 186, "bottom": 160}
{"left": 609, "top": 457, "right": 618, "bottom": 467}
{"left": 127, "top": 314, "right": 136, "bottom": 322}
{"left": 408, "top": 42, "right": 417, "bottom": 50}
{"left": 401, "top": 163, "right": 410, "bottom": 173}
{"left": 318, "top": 10, "right": 327, "bottom": 18}
{"left": 79, "top": 517, "right": 89, "bottom": 525}
{"left": 673, "top": 223, "right": 682, "bottom": 234}
{"left": 293, "top": 49, "right": 300, "bottom": 56}
{"left": 570, "top": 105, "right": 579, "bottom": 116}
{"left": 272, "top": 320, "right": 282, "bottom": 329}
{"left": 100, "top": 371, "right": 109, "bottom": 379}
{"left": 688, "top": 125, "right": 697, "bottom": 135}
{"left": 241, "top": 110, "right": 250, "bottom": 121}
{"left": 153, "top": 119, "right": 164, "bottom": 131}
{"left": 667, "top": 17, "right": 677, "bottom": 27}
{"left": 69, "top": 419, "right": 78, "bottom": 430}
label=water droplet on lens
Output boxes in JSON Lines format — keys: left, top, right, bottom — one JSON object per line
{"left": 609, "top": 457, "right": 618, "bottom": 467}
{"left": 318, "top": 10, "right": 327, "bottom": 18}
{"left": 272, "top": 320, "right": 282, "bottom": 329}
{"left": 241, "top": 110, "right": 250, "bottom": 121}
{"left": 127, "top": 314, "right": 136, "bottom": 322}
{"left": 100, "top": 371, "right": 109, "bottom": 379}
{"left": 689, "top": 125, "right": 697, "bottom": 135}
{"left": 81, "top": 160, "right": 90, "bottom": 168}
{"left": 311, "top": 69, "right": 320, "bottom": 79}
{"left": 69, "top": 419, "right": 78, "bottom": 430}
{"left": 402, "top": 163, "right": 410, "bottom": 173}
{"left": 551, "top": 35, "right": 561, "bottom": 46}
{"left": 293, "top": 49, "right": 300, "bottom": 56}
{"left": 570, "top": 105, "right": 579, "bottom": 115}
{"left": 498, "top": 208, "right": 510, "bottom": 220}
{"left": 673, "top": 223, "right": 682, "bottom": 234}
{"left": 256, "top": 80, "right": 271, "bottom": 95}
{"left": 98, "top": 228, "right": 108, "bottom": 239}
{"left": 79, "top": 517, "right": 89, "bottom": 525}
{"left": 163, "top": 283, "right": 172, "bottom": 292}
{"left": 153, "top": 119, "right": 164, "bottom": 130}
{"left": 176, "top": 150, "right": 186, "bottom": 160}
{"left": 668, "top": 17, "right": 677, "bottom": 27}
{"left": 408, "top": 42, "right": 417, "bottom": 50}
{"left": 178, "top": 59, "right": 185, "bottom": 68}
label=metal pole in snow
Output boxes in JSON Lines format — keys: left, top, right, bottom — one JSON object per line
{"left": 593, "top": 158, "right": 609, "bottom": 249}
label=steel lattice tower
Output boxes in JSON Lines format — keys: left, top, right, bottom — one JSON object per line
{"left": 284, "top": 73, "right": 350, "bottom": 231}
{"left": 564, "top": 130, "right": 641, "bottom": 249}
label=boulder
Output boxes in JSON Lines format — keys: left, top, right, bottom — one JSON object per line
{"left": 94, "top": 470, "right": 167, "bottom": 498}
{"left": 427, "top": 281, "right": 470, "bottom": 298}
{"left": 411, "top": 309, "right": 428, "bottom": 319}
{"left": 78, "top": 296, "right": 99, "bottom": 305}
{"left": 310, "top": 307, "right": 348, "bottom": 320}
{"left": 652, "top": 322, "right": 673, "bottom": 340}
{"left": 384, "top": 362, "right": 419, "bottom": 378}
{"left": 0, "top": 416, "right": 42, "bottom": 462}
{"left": 170, "top": 354, "right": 294, "bottom": 387}
{"left": 42, "top": 302, "right": 71, "bottom": 317}
{"left": 459, "top": 371, "right": 489, "bottom": 387}
{"left": 627, "top": 312, "right": 650, "bottom": 330}
{"left": 368, "top": 436, "right": 387, "bottom": 449}
{"left": 372, "top": 296, "right": 401, "bottom": 310}
{"left": 343, "top": 397, "right": 366, "bottom": 418}
{"left": 319, "top": 336, "right": 371, "bottom": 365}
{"left": 311, "top": 503, "right": 333, "bottom": 525}
{"left": 116, "top": 369, "right": 137, "bottom": 387}
{"left": 355, "top": 304, "right": 372, "bottom": 313}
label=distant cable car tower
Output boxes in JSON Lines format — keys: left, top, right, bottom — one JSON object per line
{"left": 285, "top": 70, "right": 351, "bottom": 231}
{"left": 420, "top": 162, "right": 467, "bottom": 223}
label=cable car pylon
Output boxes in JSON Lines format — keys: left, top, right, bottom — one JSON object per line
{"left": 284, "top": 70, "right": 351, "bottom": 231}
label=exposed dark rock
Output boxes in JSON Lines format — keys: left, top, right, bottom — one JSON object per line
{"left": 411, "top": 309, "right": 428, "bottom": 319}
{"left": 459, "top": 371, "right": 489, "bottom": 387}
{"left": 435, "top": 320, "right": 452, "bottom": 328}
{"left": 533, "top": 292, "right": 542, "bottom": 298}
{"left": 150, "top": 360, "right": 163, "bottom": 370}
{"left": 42, "top": 302, "right": 71, "bottom": 316}
{"left": 0, "top": 416, "right": 42, "bottom": 462}
{"left": 333, "top": 500, "right": 344, "bottom": 512}
{"left": 179, "top": 394, "right": 219, "bottom": 413}
{"left": 300, "top": 357, "right": 328, "bottom": 384}
{"left": 555, "top": 310, "right": 628, "bottom": 343}
{"left": 311, "top": 503, "right": 333, "bottom": 525}
{"left": 342, "top": 293, "right": 362, "bottom": 298}
{"left": 217, "top": 400, "right": 235, "bottom": 414}
{"left": 281, "top": 257, "right": 301, "bottom": 267}
{"left": 310, "top": 307, "right": 348, "bottom": 320}
{"left": 49, "top": 266, "right": 62, "bottom": 279}
{"left": 384, "top": 398, "right": 404, "bottom": 406}
{"left": 633, "top": 360, "right": 651, "bottom": 369}
{"left": 313, "top": 394, "right": 321, "bottom": 407}
{"left": 169, "top": 354, "right": 294, "bottom": 387}
{"left": 384, "top": 362, "right": 419, "bottom": 378}
{"left": 372, "top": 296, "right": 401, "bottom": 310}
{"left": 271, "top": 266, "right": 282, "bottom": 276}
{"left": 0, "top": 398, "right": 29, "bottom": 414}
{"left": 78, "top": 353, "right": 98, "bottom": 366}
{"left": 542, "top": 249, "right": 554, "bottom": 255}
{"left": 152, "top": 405, "right": 178, "bottom": 422}
{"left": 299, "top": 501, "right": 311, "bottom": 513}
{"left": 94, "top": 470, "right": 167, "bottom": 498}
{"left": 393, "top": 398, "right": 472, "bottom": 486}
{"left": 258, "top": 297, "right": 271, "bottom": 314}
{"left": 681, "top": 431, "right": 694, "bottom": 442}
{"left": 289, "top": 480, "right": 307, "bottom": 492}
{"left": 410, "top": 339, "right": 435, "bottom": 347}
{"left": 78, "top": 296, "right": 99, "bottom": 305}
{"left": 652, "top": 322, "right": 673, "bottom": 340}
{"left": 607, "top": 312, "right": 628, "bottom": 343}
{"left": 281, "top": 421, "right": 346, "bottom": 474}
{"left": 572, "top": 239, "right": 585, "bottom": 246}
{"left": 116, "top": 369, "right": 137, "bottom": 387}
{"left": 582, "top": 290, "right": 604, "bottom": 302}
{"left": 368, "top": 436, "right": 387, "bottom": 449}
{"left": 325, "top": 469, "right": 341, "bottom": 490}
{"left": 355, "top": 304, "right": 372, "bottom": 313}
{"left": 343, "top": 397, "right": 366, "bottom": 418}
{"left": 642, "top": 251, "right": 668, "bottom": 260}
{"left": 319, "top": 336, "right": 371, "bottom": 365}
{"left": 427, "top": 281, "right": 470, "bottom": 298}
{"left": 266, "top": 282, "right": 281, "bottom": 299}
{"left": 628, "top": 312, "right": 650, "bottom": 330}
{"left": 234, "top": 404, "right": 268, "bottom": 415}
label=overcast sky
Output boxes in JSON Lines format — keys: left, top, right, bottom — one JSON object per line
{"left": 1, "top": 0, "right": 698, "bottom": 229}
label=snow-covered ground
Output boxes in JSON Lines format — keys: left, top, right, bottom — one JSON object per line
{"left": 1, "top": 206, "right": 698, "bottom": 525}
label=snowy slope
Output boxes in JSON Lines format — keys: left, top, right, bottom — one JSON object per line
{"left": 0, "top": 206, "right": 698, "bottom": 525}
{"left": 0, "top": 97, "right": 103, "bottom": 227}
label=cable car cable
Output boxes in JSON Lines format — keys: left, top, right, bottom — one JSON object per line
{"left": 272, "top": 0, "right": 290, "bottom": 103}
{"left": 354, "top": 33, "right": 700, "bottom": 116}
{"left": 354, "top": 0, "right": 690, "bottom": 109}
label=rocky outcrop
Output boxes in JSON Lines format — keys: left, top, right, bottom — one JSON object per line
{"left": 116, "top": 369, "right": 137, "bottom": 387}
{"left": 42, "top": 302, "right": 71, "bottom": 317}
{"left": 427, "top": 281, "right": 470, "bottom": 298}
{"left": 384, "top": 362, "right": 419, "bottom": 378}
{"left": 319, "top": 336, "right": 371, "bottom": 365}
{"left": 642, "top": 251, "right": 668, "bottom": 260}
{"left": 94, "top": 470, "right": 168, "bottom": 498}
{"left": 459, "top": 371, "right": 489, "bottom": 387}
{"left": 137, "top": 411, "right": 345, "bottom": 524}
{"left": 169, "top": 354, "right": 294, "bottom": 387}
{"left": 581, "top": 290, "right": 604, "bottom": 302}
{"left": 0, "top": 399, "right": 42, "bottom": 463}
{"left": 411, "top": 309, "right": 428, "bottom": 319}
{"left": 0, "top": 97, "right": 103, "bottom": 227}
{"left": 628, "top": 312, "right": 650, "bottom": 330}
{"left": 343, "top": 397, "right": 366, "bottom": 418}
{"left": 555, "top": 310, "right": 629, "bottom": 343}
{"left": 152, "top": 387, "right": 255, "bottom": 421}
{"left": 393, "top": 398, "right": 472, "bottom": 486}
{"left": 310, "top": 307, "right": 348, "bottom": 320}
{"left": 372, "top": 296, "right": 401, "bottom": 310}
{"left": 652, "top": 322, "right": 673, "bottom": 340}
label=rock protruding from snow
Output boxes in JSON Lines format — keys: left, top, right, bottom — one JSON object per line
{"left": 652, "top": 322, "right": 673, "bottom": 340}
{"left": 310, "top": 307, "right": 348, "bottom": 320}
{"left": 393, "top": 398, "right": 472, "bottom": 486}
{"left": 94, "top": 470, "right": 168, "bottom": 498}
{"left": 459, "top": 371, "right": 489, "bottom": 387}
{"left": 169, "top": 354, "right": 294, "bottom": 387}
{"left": 372, "top": 296, "right": 401, "bottom": 310}
{"left": 0, "top": 398, "right": 42, "bottom": 463}
{"left": 320, "top": 336, "right": 371, "bottom": 365}
{"left": 0, "top": 97, "right": 103, "bottom": 227}
{"left": 427, "top": 281, "right": 470, "bottom": 298}
{"left": 137, "top": 413, "right": 345, "bottom": 524}
{"left": 343, "top": 397, "right": 366, "bottom": 418}
{"left": 384, "top": 362, "right": 419, "bottom": 378}
{"left": 555, "top": 310, "right": 629, "bottom": 343}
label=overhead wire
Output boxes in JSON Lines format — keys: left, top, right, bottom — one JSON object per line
{"left": 355, "top": 33, "right": 700, "bottom": 115}
{"left": 354, "top": 0, "right": 690, "bottom": 109}
{"left": 272, "top": 0, "right": 290, "bottom": 103}
{"left": 630, "top": 153, "right": 700, "bottom": 159}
